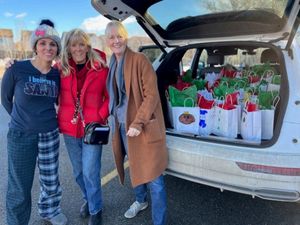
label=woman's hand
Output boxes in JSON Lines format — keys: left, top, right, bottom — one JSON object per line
{"left": 5, "top": 59, "right": 15, "bottom": 69}
{"left": 127, "top": 127, "right": 141, "bottom": 137}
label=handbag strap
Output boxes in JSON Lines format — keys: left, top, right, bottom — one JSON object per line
{"left": 78, "top": 105, "right": 86, "bottom": 127}
{"left": 78, "top": 103, "right": 109, "bottom": 127}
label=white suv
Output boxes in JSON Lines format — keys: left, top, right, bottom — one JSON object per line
{"left": 92, "top": 0, "right": 300, "bottom": 202}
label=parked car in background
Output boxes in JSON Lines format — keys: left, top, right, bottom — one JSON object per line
{"left": 92, "top": 0, "right": 300, "bottom": 202}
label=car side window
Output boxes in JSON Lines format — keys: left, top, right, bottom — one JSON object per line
{"left": 182, "top": 48, "right": 196, "bottom": 72}
{"left": 139, "top": 46, "right": 163, "bottom": 63}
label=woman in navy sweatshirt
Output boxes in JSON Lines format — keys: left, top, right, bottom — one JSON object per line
{"left": 1, "top": 20, "right": 67, "bottom": 225}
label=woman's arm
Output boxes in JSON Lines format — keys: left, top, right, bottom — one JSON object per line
{"left": 1, "top": 67, "right": 15, "bottom": 114}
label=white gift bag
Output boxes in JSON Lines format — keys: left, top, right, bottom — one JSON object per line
{"left": 261, "top": 96, "right": 280, "bottom": 140}
{"left": 267, "top": 83, "right": 280, "bottom": 92}
{"left": 241, "top": 106, "right": 262, "bottom": 143}
{"left": 173, "top": 106, "right": 200, "bottom": 134}
{"left": 165, "top": 90, "right": 174, "bottom": 128}
{"left": 213, "top": 105, "right": 238, "bottom": 139}
{"left": 236, "top": 104, "right": 242, "bottom": 134}
{"left": 224, "top": 93, "right": 242, "bottom": 135}
{"left": 261, "top": 109, "right": 274, "bottom": 140}
{"left": 167, "top": 100, "right": 174, "bottom": 128}
{"left": 261, "top": 69, "right": 274, "bottom": 83}
{"left": 267, "top": 74, "right": 281, "bottom": 92}
{"left": 172, "top": 98, "right": 200, "bottom": 135}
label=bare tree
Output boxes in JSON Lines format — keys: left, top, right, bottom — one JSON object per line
{"left": 200, "top": 0, "right": 287, "bottom": 15}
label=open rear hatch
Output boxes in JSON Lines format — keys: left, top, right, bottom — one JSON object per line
{"left": 92, "top": 0, "right": 300, "bottom": 146}
{"left": 91, "top": 0, "right": 300, "bottom": 49}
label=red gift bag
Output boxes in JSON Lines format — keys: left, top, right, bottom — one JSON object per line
{"left": 171, "top": 77, "right": 192, "bottom": 91}
{"left": 225, "top": 92, "right": 239, "bottom": 105}
{"left": 220, "top": 67, "right": 237, "bottom": 78}
{"left": 198, "top": 94, "right": 215, "bottom": 109}
{"left": 245, "top": 101, "right": 259, "bottom": 112}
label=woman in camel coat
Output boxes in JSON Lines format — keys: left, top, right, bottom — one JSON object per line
{"left": 105, "top": 21, "right": 168, "bottom": 225}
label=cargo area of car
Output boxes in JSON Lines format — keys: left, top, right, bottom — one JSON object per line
{"left": 157, "top": 42, "right": 287, "bottom": 146}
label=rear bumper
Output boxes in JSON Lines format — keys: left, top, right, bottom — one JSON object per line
{"left": 165, "top": 168, "right": 300, "bottom": 202}
{"left": 166, "top": 135, "right": 300, "bottom": 202}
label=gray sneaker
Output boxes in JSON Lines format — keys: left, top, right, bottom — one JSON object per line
{"left": 47, "top": 213, "right": 68, "bottom": 225}
{"left": 124, "top": 201, "right": 149, "bottom": 219}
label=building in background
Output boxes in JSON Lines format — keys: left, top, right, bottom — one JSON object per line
{"left": 0, "top": 28, "right": 153, "bottom": 60}
{"left": 0, "top": 29, "right": 14, "bottom": 58}
{"left": 16, "top": 30, "right": 33, "bottom": 58}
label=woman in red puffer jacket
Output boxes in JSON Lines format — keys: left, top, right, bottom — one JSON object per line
{"left": 56, "top": 28, "right": 108, "bottom": 225}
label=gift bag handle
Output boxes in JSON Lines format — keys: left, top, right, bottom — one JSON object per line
{"left": 247, "top": 70, "right": 256, "bottom": 77}
{"left": 224, "top": 93, "right": 240, "bottom": 106}
{"left": 184, "top": 97, "right": 195, "bottom": 107}
{"left": 234, "top": 79, "right": 247, "bottom": 90}
{"left": 220, "top": 80, "right": 229, "bottom": 87}
{"left": 215, "top": 96, "right": 225, "bottom": 108}
{"left": 261, "top": 69, "right": 274, "bottom": 81}
{"left": 273, "top": 95, "right": 280, "bottom": 109}
{"left": 197, "top": 94, "right": 203, "bottom": 107}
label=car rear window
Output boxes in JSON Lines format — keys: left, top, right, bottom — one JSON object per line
{"left": 148, "top": 0, "right": 290, "bottom": 29}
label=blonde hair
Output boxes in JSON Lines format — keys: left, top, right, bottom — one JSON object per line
{"left": 60, "top": 28, "right": 106, "bottom": 76}
{"left": 105, "top": 20, "right": 128, "bottom": 40}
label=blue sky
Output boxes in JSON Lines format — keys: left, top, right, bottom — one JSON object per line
{"left": 0, "top": 0, "right": 145, "bottom": 41}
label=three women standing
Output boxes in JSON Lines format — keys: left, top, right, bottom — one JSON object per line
{"left": 2, "top": 19, "right": 168, "bottom": 225}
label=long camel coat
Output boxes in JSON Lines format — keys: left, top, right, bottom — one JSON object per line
{"left": 111, "top": 48, "right": 168, "bottom": 187}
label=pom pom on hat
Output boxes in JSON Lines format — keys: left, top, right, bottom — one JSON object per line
{"left": 30, "top": 19, "right": 62, "bottom": 55}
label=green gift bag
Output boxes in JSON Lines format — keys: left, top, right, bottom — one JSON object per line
{"left": 182, "top": 69, "right": 193, "bottom": 83}
{"left": 258, "top": 91, "right": 279, "bottom": 110}
{"left": 213, "top": 83, "right": 235, "bottom": 98}
{"left": 168, "top": 85, "right": 197, "bottom": 107}
{"left": 272, "top": 75, "right": 281, "bottom": 85}
{"left": 192, "top": 79, "right": 206, "bottom": 90}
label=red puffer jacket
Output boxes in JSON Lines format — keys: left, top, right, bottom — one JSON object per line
{"left": 57, "top": 50, "right": 109, "bottom": 138}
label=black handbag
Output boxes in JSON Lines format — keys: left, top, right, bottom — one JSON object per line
{"left": 83, "top": 122, "right": 110, "bottom": 145}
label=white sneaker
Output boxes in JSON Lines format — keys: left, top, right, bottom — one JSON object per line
{"left": 47, "top": 213, "right": 68, "bottom": 225}
{"left": 124, "top": 201, "right": 149, "bottom": 219}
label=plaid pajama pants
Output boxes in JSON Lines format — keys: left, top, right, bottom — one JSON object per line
{"left": 6, "top": 128, "right": 62, "bottom": 225}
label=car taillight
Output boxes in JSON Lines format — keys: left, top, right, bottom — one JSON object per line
{"left": 236, "top": 162, "right": 300, "bottom": 176}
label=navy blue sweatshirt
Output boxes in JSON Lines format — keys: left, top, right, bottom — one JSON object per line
{"left": 1, "top": 60, "right": 60, "bottom": 134}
